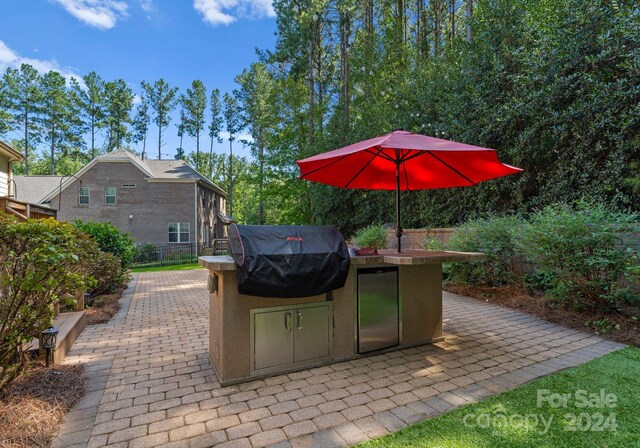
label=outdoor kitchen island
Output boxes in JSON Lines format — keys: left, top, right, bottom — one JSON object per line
{"left": 199, "top": 249, "right": 485, "bottom": 385}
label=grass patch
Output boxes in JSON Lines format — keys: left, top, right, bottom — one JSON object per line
{"left": 131, "top": 263, "right": 204, "bottom": 273}
{"left": 359, "top": 347, "right": 640, "bottom": 448}
{"left": 0, "top": 364, "right": 86, "bottom": 447}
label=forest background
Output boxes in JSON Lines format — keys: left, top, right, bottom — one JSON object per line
{"left": 0, "top": 0, "right": 637, "bottom": 236}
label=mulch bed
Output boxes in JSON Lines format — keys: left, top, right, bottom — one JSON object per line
{"left": 0, "top": 364, "right": 86, "bottom": 448}
{"left": 445, "top": 283, "right": 640, "bottom": 347}
{"left": 85, "top": 286, "right": 125, "bottom": 325}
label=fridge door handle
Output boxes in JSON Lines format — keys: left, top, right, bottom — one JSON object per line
{"left": 297, "top": 311, "right": 303, "bottom": 330}
{"left": 285, "top": 312, "right": 292, "bottom": 331}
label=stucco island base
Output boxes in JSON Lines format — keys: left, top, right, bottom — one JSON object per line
{"left": 199, "top": 250, "right": 486, "bottom": 386}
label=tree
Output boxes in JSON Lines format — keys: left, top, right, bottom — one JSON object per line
{"left": 0, "top": 78, "right": 13, "bottom": 135}
{"left": 177, "top": 105, "right": 186, "bottom": 160}
{"left": 2, "top": 64, "right": 43, "bottom": 174}
{"left": 132, "top": 92, "right": 150, "bottom": 160}
{"left": 208, "top": 88, "right": 224, "bottom": 177}
{"left": 141, "top": 79, "right": 179, "bottom": 159}
{"left": 237, "top": 63, "right": 275, "bottom": 224}
{"left": 103, "top": 79, "right": 134, "bottom": 151}
{"left": 223, "top": 91, "right": 241, "bottom": 217}
{"left": 71, "top": 72, "right": 105, "bottom": 159}
{"left": 41, "top": 71, "right": 84, "bottom": 174}
{"left": 181, "top": 80, "right": 207, "bottom": 170}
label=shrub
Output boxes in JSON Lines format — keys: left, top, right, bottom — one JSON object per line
{"left": 0, "top": 214, "right": 94, "bottom": 393}
{"left": 447, "top": 216, "right": 524, "bottom": 286}
{"left": 134, "top": 243, "right": 158, "bottom": 263}
{"left": 520, "top": 202, "right": 640, "bottom": 310}
{"left": 354, "top": 224, "right": 388, "bottom": 249}
{"left": 82, "top": 250, "right": 127, "bottom": 296}
{"left": 73, "top": 221, "right": 135, "bottom": 269}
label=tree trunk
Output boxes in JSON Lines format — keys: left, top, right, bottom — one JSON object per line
{"left": 50, "top": 124, "right": 55, "bottom": 175}
{"left": 196, "top": 130, "right": 200, "bottom": 170}
{"left": 466, "top": 0, "right": 473, "bottom": 42}
{"left": 339, "top": 8, "right": 351, "bottom": 142}
{"left": 91, "top": 112, "right": 96, "bottom": 159}
{"left": 450, "top": 0, "right": 455, "bottom": 44}
{"left": 258, "top": 133, "right": 264, "bottom": 225}
{"left": 228, "top": 139, "right": 234, "bottom": 217}
{"left": 434, "top": 0, "right": 442, "bottom": 57}
{"left": 23, "top": 110, "right": 29, "bottom": 175}
{"left": 308, "top": 35, "right": 315, "bottom": 152}
{"left": 209, "top": 136, "right": 214, "bottom": 178}
{"left": 158, "top": 111, "right": 162, "bottom": 159}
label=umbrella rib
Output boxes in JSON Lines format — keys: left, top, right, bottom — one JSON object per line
{"left": 365, "top": 148, "right": 396, "bottom": 163}
{"left": 299, "top": 153, "right": 354, "bottom": 177}
{"left": 344, "top": 146, "right": 385, "bottom": 188}
{"left": 426, "top": 151, "right": 476, "bottom": 185}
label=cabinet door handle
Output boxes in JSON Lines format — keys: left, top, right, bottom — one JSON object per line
{"left": 285, "top": 312, "right": 292, "bottom": 331}
{"left": 297, "top": 311, "right": 303, "bottom": 330}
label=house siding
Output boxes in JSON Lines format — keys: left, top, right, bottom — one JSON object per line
{"left": 197, "top": 184, "right": 226, "bottom": 244}
{"left": 0, "top": 155, "right": 9, "bottom": 197}
{"left": 51, "top": 161, "right": 199, "bottom": 246}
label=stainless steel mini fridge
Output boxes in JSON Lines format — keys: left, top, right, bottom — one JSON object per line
{"left": 357, "top": 266, "right": 399, "bottom": 353}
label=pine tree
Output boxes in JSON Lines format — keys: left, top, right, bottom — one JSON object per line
{"left": 237, "top": 63, "right": 275, "bottom": 224}
{"left": 141, "top": 79, "right": 179, "bottom": 159}
{"left": 223, "top": 91, "right": 241, "bottom": 217}
{"left": 208, "top": 89, "right": 223, "bottom": 178}
{"left": 103, "top": 80, "right": 134, "bottom": 151}
{"left": 41, "top": 70, "right": 84, "bottom": 174}
{"left": 132, "top": 93, "right": 150, "bottom": 160}
{"left": 181, "top": 80, "right": 207, "bottom": 171}
{"left": 2, "top": 64, "right": 43, "bottom": 174}
{"left": 71, "top": 72, "right": 105, "bottom": 159}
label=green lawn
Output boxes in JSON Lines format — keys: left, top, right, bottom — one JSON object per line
{"left": 359, "top": 347, "right": 640, "bottom": 448}
{"left": 131, "top": 263, "right": 204, "bottom": 273}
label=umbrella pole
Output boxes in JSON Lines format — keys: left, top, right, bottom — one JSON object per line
{"left": 395, "top": 160, "right": 402, "bottom": 253}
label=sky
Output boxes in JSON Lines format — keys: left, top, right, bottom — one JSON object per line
{"left": 0, "top": 0, "right": 279, "bottom": 159}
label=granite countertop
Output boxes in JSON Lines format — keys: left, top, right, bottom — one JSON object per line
{"left": 199, "top": 249, "right": 485, "bottom": 271}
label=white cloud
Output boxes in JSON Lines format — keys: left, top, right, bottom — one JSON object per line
{"left": 140, "top": 0, "right": 155, "bottom": 15}
{"left": 0, "top": 40, "right": 84, "bottom": 87}
{"left": 193, "top": 0, "right": 275, "bottom": 26}
{"left": 50, "top": 0, "right": 128, "bottom": 29}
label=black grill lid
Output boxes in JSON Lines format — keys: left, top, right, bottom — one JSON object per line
{"left": 228, "top": 224, "right": 350, "bottom": 298}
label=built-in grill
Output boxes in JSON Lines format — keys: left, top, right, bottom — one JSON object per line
{"left": 227, "top": 224, "right": 350, "bottom": 298}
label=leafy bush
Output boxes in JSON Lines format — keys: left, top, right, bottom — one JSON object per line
{"left": 82, "top": 250, "right": 127, "bottom": 296}
{"left": 447, "top": 216, "right": 524, "bottom": 286}
{"left": 0, "top": 214, "right": 94, "bottom": 393}
{"left": 520, "top": 202, "right": 640, "bottom": 310}
{"left": 354, "top": 224, "right": 388, "bottom": 249}
{"left": 134, "top": 243, "right": 158, "bottom": 263}
{"left": 73, "top": 221, "right": 135, "bottom": 269}
{"left": 423, "top": 236, "right": 446, "bottom": 251}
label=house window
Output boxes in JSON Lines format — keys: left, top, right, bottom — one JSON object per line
{"left": 78, "top": 187, "right": 89, "bottom": 205}
{"left": 105, "top": 187, "right": 116, "bottom": 205}
{"left": 168, "top": 222, "right": 190, "bottom": 243}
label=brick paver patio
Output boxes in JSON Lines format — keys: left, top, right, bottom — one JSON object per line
{"left": 52, "top": 269, "right": 625, "bottom": 448}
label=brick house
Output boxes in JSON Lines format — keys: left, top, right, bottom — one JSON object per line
{"left": 15, "top": 149, "right": 229, "bottom": 247}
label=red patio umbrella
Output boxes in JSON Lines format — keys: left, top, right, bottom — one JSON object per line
{"left": 297, "top": 130, "right": 523, "bottom": 252}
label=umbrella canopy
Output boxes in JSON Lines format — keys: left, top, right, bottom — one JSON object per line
{"left": 297, "top": 130, "right": 523, "bottom": 252}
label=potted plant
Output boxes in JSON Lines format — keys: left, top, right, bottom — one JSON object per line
{"left": 353, "top": 224, "right": 388, "bottom": 255}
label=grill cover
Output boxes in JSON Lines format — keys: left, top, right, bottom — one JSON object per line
{"left": 228, "top": 224, "right": 350, "bottom": 298}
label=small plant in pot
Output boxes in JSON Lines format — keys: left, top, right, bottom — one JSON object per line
{"left": 353, "top": 224, "right": 388, "bottom": 255}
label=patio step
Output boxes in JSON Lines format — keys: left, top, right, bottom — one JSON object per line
{"left": 25, "top": 311, "right": 86, "bottom": 365}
